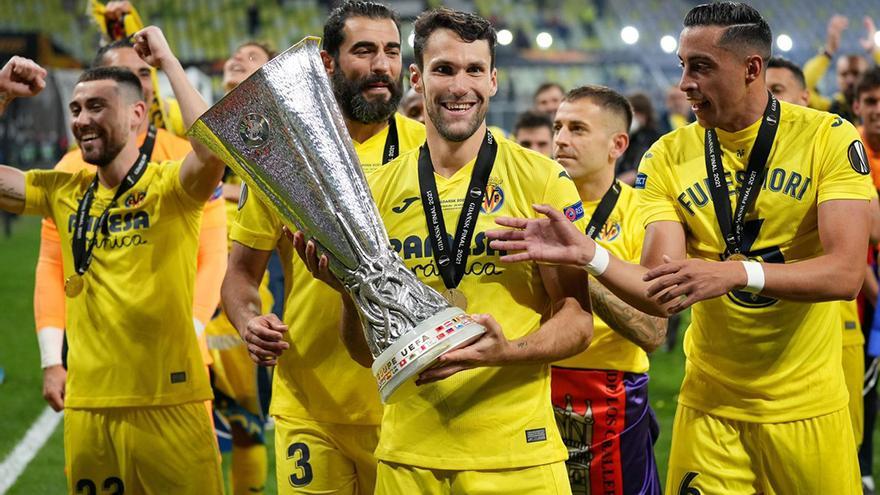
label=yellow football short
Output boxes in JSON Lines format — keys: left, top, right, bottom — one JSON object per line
{"left": 374, "top": 460, "right": 571, "bottom": 495}
{"left": 274, "top": 414, "right": 379, "bottom": 495}
{"left": 666, "top": 405, "right": 859, "bottom": 494}
{"left": 842, "top": 342, "right": 865, "bottom": 446}
{"left": 64, "top": 401, "right": 222, "bottom": 495}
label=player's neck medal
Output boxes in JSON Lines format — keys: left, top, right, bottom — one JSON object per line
{"left": 67, "top": 129, "right": 154, "bottom": 298}
{"left": 64, "top": 274, "right": 85, "bottom": 298}
{"left": 704, "top": 92, "right": 780, "bottom": 262}
{"left": 417, "top": 130, "right": 498, "bottom": 310}
{"left": 441, "top": 288, "right": 468, "bottom": 311}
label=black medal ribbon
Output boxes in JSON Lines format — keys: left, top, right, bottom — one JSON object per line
{"left": 704, "top": 92, "right": 780, "bottom": 258}
{"left": 382, "top": 116, "right": 399, "bottom": 165}
{"left": 417, "top": 130, "right": 498, "bottom": 290}
{"left": 71, "top": 128, "right": 155, "bottom": 278}
{"left": 585, "top": 180, "right": 621, "bottom": 240}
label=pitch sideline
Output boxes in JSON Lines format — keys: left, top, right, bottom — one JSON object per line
{"left": 0, "top": 407, "right": 62, "bottom": 494}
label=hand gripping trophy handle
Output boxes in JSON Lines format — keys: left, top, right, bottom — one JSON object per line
{"left": 189, "top": 37, "right": 485, "bottom": 403}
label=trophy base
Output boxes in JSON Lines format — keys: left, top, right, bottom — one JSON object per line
{"left": 372, "top": 307, "right": 485, "bottom": 404}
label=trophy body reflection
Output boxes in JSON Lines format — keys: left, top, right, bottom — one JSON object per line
{"left": 190, "top": 37, "right": 485, "bottom": 403}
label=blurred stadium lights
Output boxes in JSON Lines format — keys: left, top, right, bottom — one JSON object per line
{"left": 408, "top": 31, "right": 415, "bottom": 48}
{"left": 660, "top": 35, "right": 677, "bottom": 54}
{"left": 776, "top": 34, "right": 793, "bottom": 52}
{"left": 536, "top": 31, "right": 553, "bottom": 49}
{"left": 621, "top": 26, "right": 639, "bottom": 45}
{"left": 497, "top": 29, "right": 513, "bottom": 46}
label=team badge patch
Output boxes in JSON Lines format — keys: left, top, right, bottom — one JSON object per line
{"left": 634, "top": 173, "right": 648, "bottom": 189}
{"left": 848, "top": 140, "right": 870, "bottom": 175}
{"left": 481, "top": 179, "right": 505, "bottom": 213}
{"left": 597, "top": 222, "right": 621, "bottom": 242}
{"left": 563, "top": 201, "right": 585, "bottom": 222}
{"left": 124, "top": 191, "right": 146, "bottom": 208}
{"left": 238, "top": 183, "right": 249, "bottom": 210}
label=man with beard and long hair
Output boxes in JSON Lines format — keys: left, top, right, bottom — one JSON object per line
{"left": 221, "top": 2, "right": 424, "bottom": 494}
{"left": 293, "top": 8, "right": 592, "bottom": 494}
{"left": 0, "top": 27, "right": 226, "bottom": 493}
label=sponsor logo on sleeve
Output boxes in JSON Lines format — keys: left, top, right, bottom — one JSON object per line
{"left": 563, "top": 201, "right": 585, "bottom": 222}
{"left": 635, "top": 172, "right": 648, "bottom": 189}
{"left": 848, "top": 140, "right": 870, "bottom": 176}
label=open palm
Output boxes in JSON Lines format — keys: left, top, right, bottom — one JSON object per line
{"left": 487, "top": 203, "right": 593, "bottom": 266}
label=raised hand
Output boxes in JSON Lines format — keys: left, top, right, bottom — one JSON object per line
{"left": 131, "top": 26, "right": 175, "bottom": 69}
{"left": 487, "top": 203, "right": 594, "bottom": 267}
{"left": 0, "top": 56, "right": 47, "bottom": 102}
{"left": 861, "top": 16, "right": 878, "bottom": 54}
{"left": 825, "top": 14, "right": 848, "bottom": 55}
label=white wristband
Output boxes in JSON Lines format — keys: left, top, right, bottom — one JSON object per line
{"left": 37, "top": 326, "right": 64, "bottom": 369}
{"left": 741, "top": 261, "right": 765, "bottom": 293}
{"left": 584, "top": 244, "right": 610, "bottom": 277}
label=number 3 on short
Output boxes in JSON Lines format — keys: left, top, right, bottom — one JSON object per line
{"left": 287, "top": 442, "right": 313, "bottom": 487}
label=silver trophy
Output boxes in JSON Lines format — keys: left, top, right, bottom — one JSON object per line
{"left": 190, "top": 37, "right": 485, "bottom": 403}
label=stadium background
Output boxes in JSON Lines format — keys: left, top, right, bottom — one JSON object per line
{"left": 0, "top": 0, "right": 878, "bottom": 493}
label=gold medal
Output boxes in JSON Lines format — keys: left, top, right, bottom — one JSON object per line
{"left": 65, "top": 274, "right": 84, "bottom": 298}
{"left": 442, "top": 288, "right": 468, "bottom": 311}
{"left": 726, "top": 253, "right": 748, "bottom": 262}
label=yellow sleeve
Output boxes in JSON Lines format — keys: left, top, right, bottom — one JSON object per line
{"left": 540, "top": 161, "right": 588, "bottom": 232}
{"left": 162, "top": 159, "right": 205, "bottom": 211}
{"left": 803, "top": 52, "right": 833, "bottom": 111}
{"left": 634, "top": 143, "right": 682, "bottom": 227}
{"left": 23, "top": 170, "right": 60, "bottom": 217}
{"left": 230, "top": 185, "right": 283, "bottom": 251}
{"left": 816, "top": 118, "right": 875, "bottom": 203}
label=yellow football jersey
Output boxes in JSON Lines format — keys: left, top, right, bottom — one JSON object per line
{"left": 24, "top": 161, "right": 211, "bottom": 408}
{"left": 555, "top": 182, "right": 649, "bottom": 373}
{"left": 356, "top": 112, "right": 426, "bottom": 175}
{"left": 636, "top": 101, "right": 874, "bottom": 422}
{"left": 368, "top": 134, "right": 586, "bottom": 470}
{"left": 230, "top": 112, "right": 425, "bottom": 425}
{"left": 840, "top": 300, "right": 864, "bottom": 346}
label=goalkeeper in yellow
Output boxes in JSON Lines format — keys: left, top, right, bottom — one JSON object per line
{"left": 489, "top": 3, "right": 873, "bottom": 493}
{"left": 0, "top": 27, "right": 225, "bottom": 494}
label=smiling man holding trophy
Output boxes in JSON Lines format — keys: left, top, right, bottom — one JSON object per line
{"left": 214, "top": 3, "right": 427, "bottom": 494}
{"left": 194, "top": 6, "right": 593, "bottom": 495}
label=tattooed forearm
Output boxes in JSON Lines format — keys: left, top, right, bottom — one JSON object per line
{"left": 588, "top": 276, "right": 666, "bottom": 353}
{"left": 0, "top": 165, "right": 26, "bottom": 213}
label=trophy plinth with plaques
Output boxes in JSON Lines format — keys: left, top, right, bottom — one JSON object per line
{"left": 189, "top": 37, "right": 485, "bottom": 403}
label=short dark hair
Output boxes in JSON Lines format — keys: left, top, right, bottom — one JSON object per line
{"left": 93, "top": 39, "right": 135, "bottom": 68}
{"left": 856, "top": 67, "right": 880, "bottom": 99}
{"left": 767, "top": 56, "right": 806, "bottom": 89}
{"left": 236, "top": 40, "right": 277, "bottom": 60}
{"left": 534, "top": 82, "right": 564, "bottom": 101}
{"left": 413, "top": 8, "right": 496, "bottom": 70}
{"left": 563, "top": 85, "right": 633, "bottom": 131}
{"left": 513, "top": 110, "right": 553, "bottom": 135}
{"left": 683, "top": 2, "right": 772, "bottom": 61}
{"left": 323, "top": 1, "right": 400, "bottom": 58}
{"left": 77, "top": 66, "right": 144, "bottom": 102}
